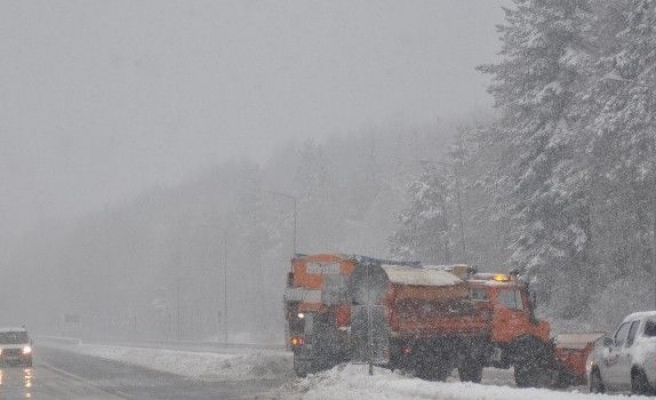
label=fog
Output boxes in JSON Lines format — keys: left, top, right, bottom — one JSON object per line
{"left": 0, "top": 1, "right": 505, "bottom": 238}
{"left": 0, "top": 1, "right": 510, "bottom": 341}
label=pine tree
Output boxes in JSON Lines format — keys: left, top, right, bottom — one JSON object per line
{"left": 390, "top": 164, "right": 452, "bottom": 264}
{"left": 478, "top": 0, "right": 595, "bottom": 318}
{"left": 584, "top": 0, "right": 656, "bottom": 295}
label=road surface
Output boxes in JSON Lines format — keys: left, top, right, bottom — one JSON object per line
{"left": 4, "top": 345, "right": 287, "bottom": 399}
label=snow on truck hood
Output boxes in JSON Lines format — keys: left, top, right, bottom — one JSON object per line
{"left": 381, "top": 265, "right": 463, "bottom": 287}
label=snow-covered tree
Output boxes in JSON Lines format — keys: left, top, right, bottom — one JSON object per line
{"left": 582, "top": 0, "right": 656, "bottom": 310}
{"left": 390, "top": 164, "right": 452, "bottom": 264}
{"left": 478, "top": 0, "right": 595, "bottom": 318}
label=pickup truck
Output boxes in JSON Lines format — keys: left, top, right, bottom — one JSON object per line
{"left": 588, "top": 311, "right": 656, "bottom": 395}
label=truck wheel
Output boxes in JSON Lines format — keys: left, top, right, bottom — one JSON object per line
{"left": 417, "top": 366, "right": 451, "bottom": 382}
{"left": 293, "top": 357, "right": 311, "bottom": 378}
{"left": 514, "top": 364, "right": 555, "bottom": 388}
{"left": 458, "top": 360, "right": 483, "bottom": 383}
{"left": 513, "top": 336, "right": 556, "bottom": 388}
{"left": 589, "top": 369, "right": 605, "bottom": 393}
{"left": 631, "top": 369, "right": 654, "bottom": 395}
{"left": 416, "top": 363, "right": 450, "bottom": 381}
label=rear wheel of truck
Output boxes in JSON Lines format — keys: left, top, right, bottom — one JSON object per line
{"left": 413, "top": 347, "right": 451, "bottom": 382}
{"left": 416, "top": 362, "right": 450, "bottom": 381}
{"left": 458, "top": 359, "right": 483, "bottom": 383}
{"left": 293, "top": 357, "right": 312, "bottom": 378}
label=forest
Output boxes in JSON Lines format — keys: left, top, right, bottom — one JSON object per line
{"left": 2, "top": 0, "right": 655, "bottom": 342}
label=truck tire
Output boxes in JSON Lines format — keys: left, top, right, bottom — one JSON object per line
{"left": 293, "top": 357, "right": 312, "bottom": 378}
{"left": 514, "top": 362, "right": 557, "bottom": 388}
{"left": 458, "top": 359, "right": 483, "bottom": 383}
{"left": 416, "top": 362, "right": 450, "bottom": 382}
{"left": 631, "top": 369, "right": 654, "bottom": 395}
{"left": 513, "top": 336, "right": 556, "bottom": 388}
{"left": 589, "top": 368, "right": 605, "bottom": 393}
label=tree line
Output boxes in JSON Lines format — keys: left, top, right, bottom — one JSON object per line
{"left": 390, "top": 0, "right": 656, "bottom": 329}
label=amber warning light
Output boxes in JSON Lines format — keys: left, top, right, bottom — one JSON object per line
{"left": 493, "top": 274, "right": 512, "bottom": 282}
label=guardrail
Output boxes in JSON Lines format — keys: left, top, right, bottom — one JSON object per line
{"left": 33, "top": 335, "right": 81, "bottom": 346}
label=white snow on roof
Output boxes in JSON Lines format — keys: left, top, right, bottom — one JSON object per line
{"left": 381, "top": 265, "right": 462, "bottom": 287}
{"left": 622, "top": 310, "right": 656, "bottom": 323}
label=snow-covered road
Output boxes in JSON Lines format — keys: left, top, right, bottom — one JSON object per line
{"left": 40, "top": 340, "right": 641, "bottom": 399}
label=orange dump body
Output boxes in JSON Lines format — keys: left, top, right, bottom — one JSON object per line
{"left": 387, "top": 282, "right": 488, "bottom": 339}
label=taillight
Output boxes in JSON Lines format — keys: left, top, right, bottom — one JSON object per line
{"left": 291, "top": 336, "right": 305, "bottom": 346}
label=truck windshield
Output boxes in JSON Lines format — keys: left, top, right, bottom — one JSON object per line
{"left": 0, "top": 331, "right": 28, "bottom": 344}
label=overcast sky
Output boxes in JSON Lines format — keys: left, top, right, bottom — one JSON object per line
{"left": 0, "top": 1, "right": 508, "bottom": 237}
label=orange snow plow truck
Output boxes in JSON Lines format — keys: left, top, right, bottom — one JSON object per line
{"left": 284, "top": 253, "right": 599, "bottom": 387}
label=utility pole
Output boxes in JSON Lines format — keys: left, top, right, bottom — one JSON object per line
{"left": 176, "top": 278, "right": 181, "bottom": 341}
{"left": 453, "top": 163, "right": 467, "bottom": 263}
{"left": 266, "top": 190, "right": 298, "bottom": 261}
{"left": 223, "top": 234, "right": 229, "bottom": 344}
{"left": 366, "top": 262, "right": 373, "bottom": 376}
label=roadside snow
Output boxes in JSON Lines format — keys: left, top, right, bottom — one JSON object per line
{"left": 48, "top": 342, "right": 293, "bottom": 381}
{"left": 282, "top": 364, "right": 636, "bottom": 400}
{"left": 42, "top": 341, "right": 641, "bottom": 399}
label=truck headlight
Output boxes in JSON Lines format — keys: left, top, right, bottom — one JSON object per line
{"left": 22, "top": 346, "right": 31, "bottom": 355}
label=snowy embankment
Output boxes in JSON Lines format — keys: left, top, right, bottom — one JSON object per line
{"left": 42, "top": 340, "right": 640, "bottom": 399}
{"left": 41, "top": 339, "right": 293, "bottom": 381}
{"left": 279, "top": 364, "right": 639, "bottom": 400}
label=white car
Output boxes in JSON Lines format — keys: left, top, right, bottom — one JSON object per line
{"left": 589, "top": 311, "right": 656, "bottom": 395}
{"left": 0, "top": 327, "right": 33, "bottom": 367}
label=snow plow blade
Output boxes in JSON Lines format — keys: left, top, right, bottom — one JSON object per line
{"left": 553, "top": 332, "right": 604, "bottom": 386}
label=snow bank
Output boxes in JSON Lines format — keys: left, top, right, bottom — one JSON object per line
{"left": 57, "top": 343, "right": 293, "bottom": 381}
{"left": 284, "top": 364, "right": 635, "bottom": 400}
{"left": 43, "top": 341, "right": 642, "bottom": 399}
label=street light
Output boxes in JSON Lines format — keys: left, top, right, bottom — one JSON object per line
{"left": 266, "top": 190, "right": 298, "bottom": 259}
{"left": 223, "top": 233, "right": 229, "bottom": 344}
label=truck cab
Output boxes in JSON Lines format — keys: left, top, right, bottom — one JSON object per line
{"left": 468, "top": 273, "right": 549, "bottom": 346}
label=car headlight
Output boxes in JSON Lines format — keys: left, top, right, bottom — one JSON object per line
{"left": 22, "top": 346, "right": 31, "bottom": 355}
